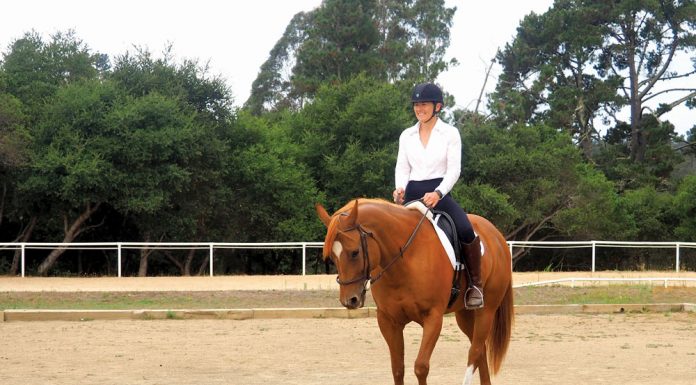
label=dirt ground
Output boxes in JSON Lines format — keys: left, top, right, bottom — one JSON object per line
{"left": 0, "top": 313, "right": 694, "bottom": 385}
{"left": 2, "top": 273, "right": 696, "bottom": 384}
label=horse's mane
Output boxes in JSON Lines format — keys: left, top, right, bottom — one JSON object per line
{"left": 322, "top": 198, "right": 399, "bottom": 259}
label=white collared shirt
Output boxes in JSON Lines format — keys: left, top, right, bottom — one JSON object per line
{"left": 395, "top": 119, "right": 461, "bottom": 196}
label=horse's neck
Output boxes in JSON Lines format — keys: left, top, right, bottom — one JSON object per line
{"left": 362, "top": 204, "right": 436, "bottom": 270}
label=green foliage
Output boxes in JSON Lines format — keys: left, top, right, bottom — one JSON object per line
{"left": 673, "top": 176, "right": 696, "bottom": 241}
{"left": 293, "top": 0, "right": 381, "bottom": 94}
{"left": 285, "top": 75, "right": 411, "bottom": 210}
{"left": 21, "top": 79, "right": 117, "bottom": 206}
{"left": 493, "top": 0, "right": 696, "bottom": 163}
{"left": 460, "top": 121, "right": 585, "bottom": 240}
{"left": 2, "top": 21, "right": 694, "bottom": 275}
{"left": 1, "top": 31, "right": 101, "bottom": 114}
{"left": 618, "top": 186, "right": 676, "bottom": 241}
{"left": 597, "top": 118, "right": 684, "bottom": 190}
{"left": 224, "top": 112, "right": 322, "bottom": 242}
{"left": 555, "top": 164, "right": 635, "bottom": 240}
{"left": 247, "top": 0, "right": 456, "bottom": 113}
{"left": 0, "top": 92, "right": 28, "bottom": 170}
{"left": 452, "top": 182, "right": 517, "bottom": 231}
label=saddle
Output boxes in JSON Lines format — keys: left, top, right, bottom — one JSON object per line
{"left": 405, "top": 200, "right": 468, "bottom": 308}
{"left": 404, "top": 200, "right": 462, "bottom": 267}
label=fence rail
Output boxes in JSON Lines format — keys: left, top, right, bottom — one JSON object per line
{"left": 508, "top": 241, "right": 696, "bottom": 273}
{"left": 1, "top": 240, "right": 695, "bottom": 277}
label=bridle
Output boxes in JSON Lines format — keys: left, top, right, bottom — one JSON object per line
{"left": 332, "top": 206, "right": 429, "bottom": 292}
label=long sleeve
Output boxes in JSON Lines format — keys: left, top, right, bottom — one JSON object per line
{"left": 394, "top": 131, "right": 411, "bottom": 190}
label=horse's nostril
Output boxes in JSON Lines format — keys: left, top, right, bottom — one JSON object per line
{"left": 348, "top": 296, "right": 360, "bottom": 308}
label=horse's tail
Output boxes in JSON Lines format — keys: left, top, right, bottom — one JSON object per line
{"left": 487, "top": 280, "right": 514, "bottom": 374}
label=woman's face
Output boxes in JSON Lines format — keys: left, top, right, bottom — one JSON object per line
{"left": 413, "top": 102, "right": 440, "bottom": 123}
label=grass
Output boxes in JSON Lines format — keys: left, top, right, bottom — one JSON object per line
{"left": 1, "top": 285, "right": 695, "bottom": 310}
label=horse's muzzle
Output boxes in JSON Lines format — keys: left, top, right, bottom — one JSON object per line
{"left": 341, "top": 291, "right": 366, "bottom": 310}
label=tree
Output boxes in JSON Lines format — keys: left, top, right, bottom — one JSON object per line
{"left": 1, "top": 31, "right": 102, "bottom": 115}
{"left": 594, "top": 0, "right": 696, "bottom": 162}
{"left": 21, "top": 79, "right": 118, "bottom": 275}
{"left": 673, "top": 175, "right": 696, "bottom": 241}
{"left": 597, "top": 116, "right": 684, "bottom": 190}
{"left": 293, "top": 0, "right": 381, "bottom": 95}
{"left": 245, "top": 12, "right": 312, "bottom": 114}
{"left": 284, "top": 75, "right": 412, "bottom": 209}
{"left": 493, "top": 1, "right": 623, "bottom": 158}
{"left": 247, "top": 0, "right": 457, "bottom": 113}
{"left": 493, "top": 0, "right": 696, "bottom": 161}
{"left": 0, "top": 92, "right": 35, "bottom": 275}
{"left": 109, "top": 47, "right": 237, "bottom": 276}
{"left": 1, "top": 31, "right": 106, "bottom": 275}
{"left": 554, "top": 163, "right": 636, "bottom": 240}
{"left": 458, "top": 119, "right": 592, "bottom": 260}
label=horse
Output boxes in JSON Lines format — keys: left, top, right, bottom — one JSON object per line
{"left": 316, "top": 198, "right": 513, "bottom": 385}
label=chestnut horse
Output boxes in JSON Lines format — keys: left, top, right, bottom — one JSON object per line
{"left": 316, "top": 198, "right": 513, "bottom": 385}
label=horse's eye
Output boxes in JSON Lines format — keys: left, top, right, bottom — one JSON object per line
{"left": 351, "top": 250, "right": 359, "bottom": 259}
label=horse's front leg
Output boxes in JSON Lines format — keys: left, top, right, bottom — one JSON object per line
{"left": 377, "top": 310, "right": 406, "bottom": 385}
{"left": 414, "top": 313, "right": 444, "bottom": 385}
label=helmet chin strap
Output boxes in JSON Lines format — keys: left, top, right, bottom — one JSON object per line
{"left": 424, "top": 102, "right": 440, "bottom": 123}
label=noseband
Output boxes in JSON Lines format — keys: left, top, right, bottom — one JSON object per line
{"left": 333, "top": 208, "right": 429, "bottom": 291}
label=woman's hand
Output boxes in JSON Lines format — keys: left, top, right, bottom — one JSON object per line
{"left": 422, "top": 191, "right": 441, "bottom": 208}
{"left": 393, "top": 188, "right": 405, "bottom": 205}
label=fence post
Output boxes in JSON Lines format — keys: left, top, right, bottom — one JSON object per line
{"left": 21, "top": 243, "right": 26, "bottom": 278}
{"left": 302, "top": 243, "right": 307, "bottom": 276}
{"left": 676, "top": 243, "right": 680, "bottom": 273}
{"left": 591, "top": 241, "right": 596, "bottom": 272}
{"left": 117, "top": 243, "right": 122, "bottom": 278}
{"left": 209, "top": 244, "right": 214, "bottom": 277}
{"left": 508, "top": 241, "right": 514, "bottom": 271}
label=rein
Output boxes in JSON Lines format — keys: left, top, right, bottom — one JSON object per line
{"left": 335, "top": 205, "right": 429, "bottom": 290}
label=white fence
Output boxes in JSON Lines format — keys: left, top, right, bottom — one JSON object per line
{"left": 0, "top": 242, "right": 324, "bottom": 277}
{"left": 1, "top": 240, "right": 695, "bottom": 277}
{"left": 508, "top": 240, "right": 696, "bottom": 273}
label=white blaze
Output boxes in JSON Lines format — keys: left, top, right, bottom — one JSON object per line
{"left": 332, "top": 241, "right": 343, "bottom": 260}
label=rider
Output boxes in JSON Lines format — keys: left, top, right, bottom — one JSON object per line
{"left": 392, "top": 82, "right": 483, "bottom": 309}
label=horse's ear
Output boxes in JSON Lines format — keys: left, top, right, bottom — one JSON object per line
{"left": 345, "top": 199, "right": 359, "bottom": 227}
{"left": 315, "top": 203, "right": 331, "bottom": 227}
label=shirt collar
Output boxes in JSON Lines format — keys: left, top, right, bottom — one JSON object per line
{"left": 407, "top": 119, "right": 444, "bottom": 136}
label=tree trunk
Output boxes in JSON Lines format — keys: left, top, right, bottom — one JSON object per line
{"left": 37, "top": 203, "right": 101, "bottom": 276}
{"left": 9, "top": 216, "right": 37, "bottom": 276}
{"left": 138, "top": 235, "right": 154, "bottom": 277}
{"left": 627, "top": 35, "right": 645, "bottom": 163}
{"left": 0, "top": 182, "right": 6, "bottom": 228}
{"left": 138, "top": 250, "right": 149, "bottom": 277}
{"left": 183, "top": 249, "right": 195, "bottom": 276}
{"left": 197, "top": 257, "right": 209, "bottom": 276}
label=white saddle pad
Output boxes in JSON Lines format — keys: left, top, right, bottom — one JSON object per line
{"left": 404, "top": 201, "right": 484, "bottom": 270}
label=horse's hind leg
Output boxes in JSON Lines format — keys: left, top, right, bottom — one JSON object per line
{"left": 455, "top": 310, "right": 493, "bottom": 385}
{"left": 377, "top": 310, "right": 406, "bottom": 385}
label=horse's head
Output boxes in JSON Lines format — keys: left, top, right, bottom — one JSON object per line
{"left": 316, "top": 200, "right": 375, "bottom": 309}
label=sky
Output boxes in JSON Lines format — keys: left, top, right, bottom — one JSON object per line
{"left": 1, "top": 0, "right": 693, "bottom": 135}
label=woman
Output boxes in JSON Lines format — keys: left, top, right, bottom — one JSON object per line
{"left": 392, "top": 82, "right": 483, "bottom": 309}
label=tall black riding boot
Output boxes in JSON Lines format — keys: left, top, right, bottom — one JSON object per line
{"left": 462, "top": 236, "right": 484, "bottom": 309}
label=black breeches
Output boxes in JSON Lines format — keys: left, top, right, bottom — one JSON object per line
{"left": 404, "top": 178, "right": 476, "bottom": 244}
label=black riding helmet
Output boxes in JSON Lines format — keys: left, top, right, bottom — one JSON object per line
{"left": 411, "top": 83, "right": 444, "bottom": 105}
